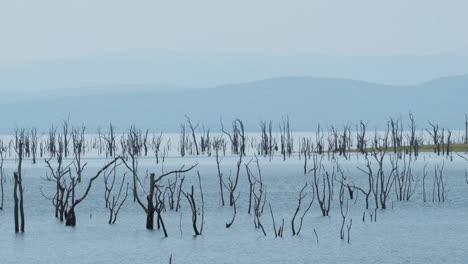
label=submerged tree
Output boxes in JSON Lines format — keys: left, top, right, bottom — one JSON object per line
{"left": 65, "top": 157, "right": 121, "bottom": 226}
{"left": 14, "top": 129, "right": 26, "bottom": 232}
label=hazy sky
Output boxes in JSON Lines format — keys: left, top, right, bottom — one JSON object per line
{"left": 1, "top": 0, "right": 467, "bottom": 63}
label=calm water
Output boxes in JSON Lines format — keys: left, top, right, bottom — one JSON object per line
{"left": 1, "top": 153, "right": 467, "bottom": 264}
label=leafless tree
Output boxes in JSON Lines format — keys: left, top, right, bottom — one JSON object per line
{"left": 44, "top": 145, "right": 74, "bottom": 221}
{"left": 465, "top": 114, "right": 468, "bottom": 144}
{"left": 408, "top": 113, "right": 419, "bottom": 158}
{"left": 213, "top": 136, "right": 226, "bottom": 206}
{"left": 356, "top": 120, "right": 367, "bottom": 154}
{"left": 269, "top": 203, "right": 284, "bottom": 238}
{"left": 14, "top": 129, "right": 26, "bottom": 232}
{"left": 151, "top": 132, "right": 164, "bottom": 164}
{"left": 310, "top": 153, "right": 333, "bottom": 216}
{"left": 183, "top": 172, "right": 204, "bottom": 236}
{"left": 142, "top": 129, "right": 149, "bottom": 156}
{"left": 179, "top": 124, "right": 187, "bottom": 157}
{"left": 422, "top": 163, "right": 428, "bottom": 202}
{"left": 104, "top": 165, "right": 129, "bottom": 224}
{"left": 65, "top": 157, "right": 121, "bottom": 226}
{"left": 30, "top": 127, "right": 39, "bottom": 164}
{"left": 446, "top": 130, "right": 452, "bottom": 157}
{"left": 426, "top": 121, "right": 441, "bottom": 155}
{"left": 221, "top": 118, "right": 246, "bottom": 156}
{"left": 279, "top": 117, "right": 293, "bottom": 160}
{"left": 72, "top": 126, "right": 87, "bottom": 182}
{"left": 103, "top": 123, "right": 117, "bottom": 158}
{"left": 389, "top": 117, "right": 403, "bottom": 156}
{"left": 356, "top": 157, "right": 374, "bottom": 209}
{"left": 394, "top": 154, "right": 418, "bottom": 201}
{"left": 291, "top": 183, "right": 314, "bottom": 236}
{"left": 373, "top": 150, "right": 396, "bottom": 209}
{"left": 185, "top": 115, "right": 200, "bottom": 155}
{"left": 0, "top": 140, "right": 5, "bottom": 210}
{"left": 175, "top": 174, "right": 185, "bottom": 212}
{"left": 432, "top": 163, "right": 447, "bottom": 203}
{"left": 224, "top": 153, "right": 243, "bottom": 206}
{"left": 253, "top": 180, "right": 267, "bottom": 236}
{"left": 62, "top": 118, "right": 70, "bottom": 158}
{"left": 301, "top": 137, "right": 312, "bottom": 174}
{"left": 122, "top": 144, "right": 197, "bottom": 230}
{"left": 259, "top": 121, "right": 274, "bottom": 157}
{"left": 48, "top": 125, "right": 57, "bottom": 157}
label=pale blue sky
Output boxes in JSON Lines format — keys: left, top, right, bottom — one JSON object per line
{"left": 1, "top": 0, "right": 467, "bottom": 63}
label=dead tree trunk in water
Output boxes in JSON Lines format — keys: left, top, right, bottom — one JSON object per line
{"left": 65, "top": 157, "right": 121, "bottom": 226}
{"left": 465, "top": 114, "right": 468, "bottom": 144}
{"left": 291, "top": 183, "right": 314, "bottom": 236}
{"left": 214, "top": 137, "right": 225, "bottom": 206}
{"left": 0, "top": 141, "right": 5, "bottom": 210}
{"left": 104, "top": 165, "right": 129, "bottom": 224}
{"left": 14, "top": 129, "right": 26, "bottom": 232}
{"left": 185, "top": 115, "right": 200, "bottom": 155}
{"left": 426, "top": 121, "right": 440, "bottom": 155}
{"left": 183, "top": 173, "right": 204, "bottom": 236}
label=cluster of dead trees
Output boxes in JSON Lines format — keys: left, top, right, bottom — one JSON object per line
{"left": 0, "top": 114, "right": 466, "bottom": 163}
{"left": 0, "top": 113, "right": 466, "bottom": 241}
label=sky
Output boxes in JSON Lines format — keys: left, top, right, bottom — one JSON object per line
{"left": 1, "top": 0, "right": 468, "bottom": 63}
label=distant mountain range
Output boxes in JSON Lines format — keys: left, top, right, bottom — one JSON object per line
{"left": 0, "top": 75, "right": 466, "bottom": 133}
{"left": 2, "top": 52, "right": 468, "bottom": 91}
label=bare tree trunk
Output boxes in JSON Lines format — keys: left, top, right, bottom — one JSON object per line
{"left": 146, "top": 173, "right": 155, "bottom": 229}
{"left": 14, "top": 172, "right": 19, "bottom": 232}
{"left": 465, "top": 114, "right": 468, "bottom": 144}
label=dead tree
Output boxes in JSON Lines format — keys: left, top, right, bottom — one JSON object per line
{"left": 30, "top": 127, "right": 39, "bottom": 164}
{"left": 214, "top": 136, "right": 226, "bottom": 206}
{"left": 221, "top": 118, "right": 245, "bottom": 156}
{"left": 291, "top": 183, "right": 314, "bottom": 236}
{"left": 104, "top": 164, "right": 129, "bottom": 224}
{"left": 394, "top": 154, "right": 417, "bottom": 201}
{"left": 310, "top": 154, "right": 333, "bottom": 216}
{"left": 269, "top": 203, "right": 284, "bottom": 238}
{"left": 432, "top": 163, "right": 447, "bottom": 203}
{"left": 185, "top": 115, "right": 200, "bottom": 155}
{"left": 48, "top": 125, "right": 57, "bottom": 157}
{"left": 426, "top": 121, "right": 441, "bottom": 155}
{"left": 179, "top": 124, "right": 187, "bottom": 157}
{"left": 225, "top": 153, "right": 243, "bottom": 206}
{"left": 356, "top": 121, "right": 367, "bottom": 154}
{"left": 301, "top": 137, "right": 312, "bottom": 174}
{"left": 356, "top": 157, "right": 374, "bottom": 209}
{"left": 175, "top": 174, "right": 185, "bottom": 212}
{"left": 224, "top": 167, "right": 242, "bottom": 227}
{"left": 103, "top": 123, "right": 117, "bottom": 158}
{"left": 72, "top": 126, "right": 87, "bottom": 182}
{"left": 151, "top": 133, "right": 164, "bottom": 164}
{"left": 336, "top": 171, "right": 353, "bottom": 243}
{"left": 62, "top": 118, "right": 70, "bottom": 158}
{"left": 389, "top": 117, "right": 403, "bottom": 155}
{"left": 44, "top": 146, "right": 73, "bottom": 221}
{"left": 408, "top": 113, "right": 419, "bottom": 157}
{"left": 142, "top": 129, "right": 149, "bottom": 156}
{"left": 279, "top": 117, "right": 293, "bottom": 160}
{"left": 465, "top": 114, "right": 468, "bottom": 144}
{"left": 446, "top": 130, "right": 452, "bottom": 157}
{"left": 123, "top": 150, "right": 197, "bottom": 230}
{"left": 65, "top": 157, "right": 121, "bottom": 226}
{"left": 373, "top": 150, "right": 397, "bottom": 209}
{"left": 14, "top": 129, "right": 26, "bottom": 232}
{"left": 183, "top": 172, "right": 204, "bottom": 236}
{"left": 253, "top": 181, "right": 267, "bottom": 236}
{"left": 0, "top": 140, "right": 5, "bottom": 210}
